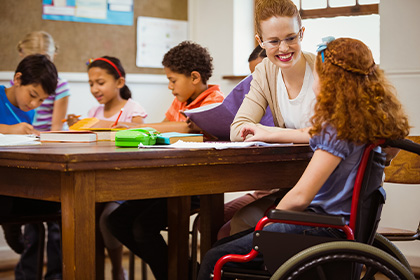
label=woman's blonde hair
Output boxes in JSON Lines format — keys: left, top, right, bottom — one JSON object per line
{"left": 17, "top": 31, "right": 58, "bottom": 61}
{"left": 310, "top": 37, "right": 410, "bottom": 144}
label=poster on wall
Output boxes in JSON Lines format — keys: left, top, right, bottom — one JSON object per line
{"left": 136, "top": 16, "right": 188, "bottom": 68}
{"left": 42, "top": 0, "right": 133, "bottom": 26}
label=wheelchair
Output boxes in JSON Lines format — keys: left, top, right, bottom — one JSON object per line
{"left": 213, "top": 138, "right": 420, "bottom": 280}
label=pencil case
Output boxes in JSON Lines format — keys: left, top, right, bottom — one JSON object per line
{"left": 115, "top": 127, "right": 159, "bottom": 147}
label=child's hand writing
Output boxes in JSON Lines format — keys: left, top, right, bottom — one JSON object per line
{"left": 8, "top": 123, "right": 38, "bottom": 135}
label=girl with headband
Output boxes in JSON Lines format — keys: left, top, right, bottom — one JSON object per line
{"left": 77, "top": 56, "right": 148, "bottom": 280}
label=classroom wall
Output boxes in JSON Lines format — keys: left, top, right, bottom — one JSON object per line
{"left": 378, "top": 0, "right": 420, "bottom": 266}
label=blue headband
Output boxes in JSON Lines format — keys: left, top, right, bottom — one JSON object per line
{"left": 316, "top": 36, "right": 335, "bottom": 62}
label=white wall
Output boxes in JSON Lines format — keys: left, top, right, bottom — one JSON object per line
{"left": 378, "top": 0, "right": 420, "bottom": 266}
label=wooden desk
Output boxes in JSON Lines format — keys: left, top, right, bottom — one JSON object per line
{"left": 0, "top": 142, "right": 312, "bottom": 280}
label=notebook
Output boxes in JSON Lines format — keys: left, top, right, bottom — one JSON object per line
{"left": 39, "top": 131, "right": 97, "bottom": 143}
{"left": 156, "top": 132, "right": 204, "bottom": 144}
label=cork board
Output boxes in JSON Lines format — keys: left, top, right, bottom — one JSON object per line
{"left": 0, "top": 0, "right": 188, "bottom": 74}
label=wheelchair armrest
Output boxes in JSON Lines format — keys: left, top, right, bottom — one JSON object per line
{"left": 266, "top": 209, "right": 346, "bottom": 226}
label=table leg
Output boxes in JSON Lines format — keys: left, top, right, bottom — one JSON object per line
{"left": 200, "top": 194, "right": 224, "bottom": 260}
{"left": 60, "top": 171, "right": 97, "bottom": 279}
{"left": 167, "top": 196, "right": 191, "bottom": 280}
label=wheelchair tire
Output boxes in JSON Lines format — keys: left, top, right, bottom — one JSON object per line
{"left": 270, "top": 241, "right": 415, "bottom": 280}
{"left": 373, "top": 233, "right": 412, "bottom": 271}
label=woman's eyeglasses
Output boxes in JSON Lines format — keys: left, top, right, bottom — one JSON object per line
{"left": 260, "top": 28, "right": 303, "bottom": 49}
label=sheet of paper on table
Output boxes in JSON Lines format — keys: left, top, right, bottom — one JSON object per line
{"left": 138, "top": 140, "right": 293, "bottom": 150}
{"left": 0, "top": 134, "right": 41, "bottom": 146}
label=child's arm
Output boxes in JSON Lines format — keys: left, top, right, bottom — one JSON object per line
{"left": 276, "top": 149, "right": 341, "bottom": 211}
{"left": 0, "top": 123, "right": 38, "bottom": 135}
{"left": 51, "top": 96, "right": 69, "bottom": 131}
{"left": 240, "top": 124, "right": 311, "bottom": 143}
{"left": 130, "top": 116, "right": 144, "bottom": 124}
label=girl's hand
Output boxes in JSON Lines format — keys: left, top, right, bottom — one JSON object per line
{"left": 240, "top": 124, "right": 269, "bottom": 142}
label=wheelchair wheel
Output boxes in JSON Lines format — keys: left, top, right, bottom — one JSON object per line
{"left": 270, "top": 241, "right": 415, "bottom": 280}
{"left": 373, "top": 233, "right": 412, "bottom": 271}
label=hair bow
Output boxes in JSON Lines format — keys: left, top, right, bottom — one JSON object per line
{"left": 316, "top": 36, "right": 335, "bottom": 62}
{"left": 86, "top": 58, "right": 95, "bottom": 66}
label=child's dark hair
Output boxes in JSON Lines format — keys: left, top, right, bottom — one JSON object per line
{"left": 15, "top": 54, "right": 58, "bottom": 96}
{"left": 88, "top": 56, "right": 132, "bottom": 100}
{"left": 162, "top": 41, "right": 213, "bottom": 84}
{"left": 248, "top": 45, "right": 267, "bottom": 62}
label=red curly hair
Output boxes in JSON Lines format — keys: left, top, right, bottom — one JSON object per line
{"left": 310, "top": 38, "right": 410, "bottom": 144}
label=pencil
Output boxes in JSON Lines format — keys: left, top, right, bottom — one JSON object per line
{"left": 112, "top": 108, "right": 124, "bottom": 127}
{"left": 61, "top": 115, "right": 81, "bottom": 122}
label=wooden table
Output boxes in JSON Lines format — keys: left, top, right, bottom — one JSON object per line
{"left": 0, "top": 142, "right": 312, "bottom": 280}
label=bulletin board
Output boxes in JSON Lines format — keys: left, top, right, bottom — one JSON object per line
{"left": 0, "top": 0, "right": 188, "bottom": 74}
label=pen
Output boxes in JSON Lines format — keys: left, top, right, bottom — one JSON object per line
{"left": 62, "top": 115, "right": 81, "bottom": 123}
{"left": 112, "top": 108, "right": 124, "bottom": 127}
{"left": 5, "top": 103, "right": 23, "bottom": 123}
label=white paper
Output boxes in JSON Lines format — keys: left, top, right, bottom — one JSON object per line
{"left": 0, "top": 134, "right": 41, "bottom": 146}
{"left": 75, "top": 0, "right": 107, "bottom": 19}
{"left": 136, "top": 17, "right": 188, "bottom": 68}
{"left": 43, "top": 5, "right": 75, "bottom": 16}
{"left": 139, "top": 140, "right": 292, "bottom": 150}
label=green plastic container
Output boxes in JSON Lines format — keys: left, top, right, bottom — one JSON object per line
{"left": 115, "top": 127, "right": 159, "bottom": 147}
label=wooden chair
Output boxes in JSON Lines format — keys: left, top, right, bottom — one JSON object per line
{"left": 377, "top": 136, "right": 420, "bottom": 273}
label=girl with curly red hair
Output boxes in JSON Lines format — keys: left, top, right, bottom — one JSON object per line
{"left": 197, "top": 37, "right": 410, "bottom": 280}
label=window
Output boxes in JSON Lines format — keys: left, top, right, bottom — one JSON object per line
{"left": 293, "top": 0, "right": 380, "bottom": 63}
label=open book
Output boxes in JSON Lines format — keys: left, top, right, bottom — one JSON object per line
{"left": 182, "top": 103, "right": 234, "bottom": 141}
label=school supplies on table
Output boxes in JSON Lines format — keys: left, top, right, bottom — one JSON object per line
{"left": 39, "top": 131, "right": 97, "bottom": 143}
{"left": 62, "top": 115, "right": 81, "bottom": 123}
{"left": 0, "top": 134, "right": 41, "bottom": 146}
{"left": 156, "top": 132, "right": 203, "bottom": 144}
{"left": 115, "top": 127, "right": 159, "bottom": 147}
{"left": 181, "top": 102, "right": 235, "bottom": 141}
{"left": 112, "top": 108, "right": 124, "bottom": 127}
{"left": 69, "top": 117, "right": 101, "bottom": 130}
{"left": 88, "top": 128, "right": 126, "bottom": 141}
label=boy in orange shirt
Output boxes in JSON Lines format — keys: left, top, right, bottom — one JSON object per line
{"left": 162, "top": 41, "right": 224, "bottom": 123}
{"left": 107, "top": 41, "right": 224, "bottom": 280}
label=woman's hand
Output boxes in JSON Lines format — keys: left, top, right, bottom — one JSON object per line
{"left": 240, "top": 124, "right": 270, "bottom": 142}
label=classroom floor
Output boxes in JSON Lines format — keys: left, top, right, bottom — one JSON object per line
{"left": 0, "top": 253, "right": 418, "bottom": 280}
{"left": 0, "top": 252, "right": 155, "bottom": 280}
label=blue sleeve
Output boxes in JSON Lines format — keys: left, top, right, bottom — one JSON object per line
{"left": 309, "top": 126, "right": 353, "bottom": 160}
